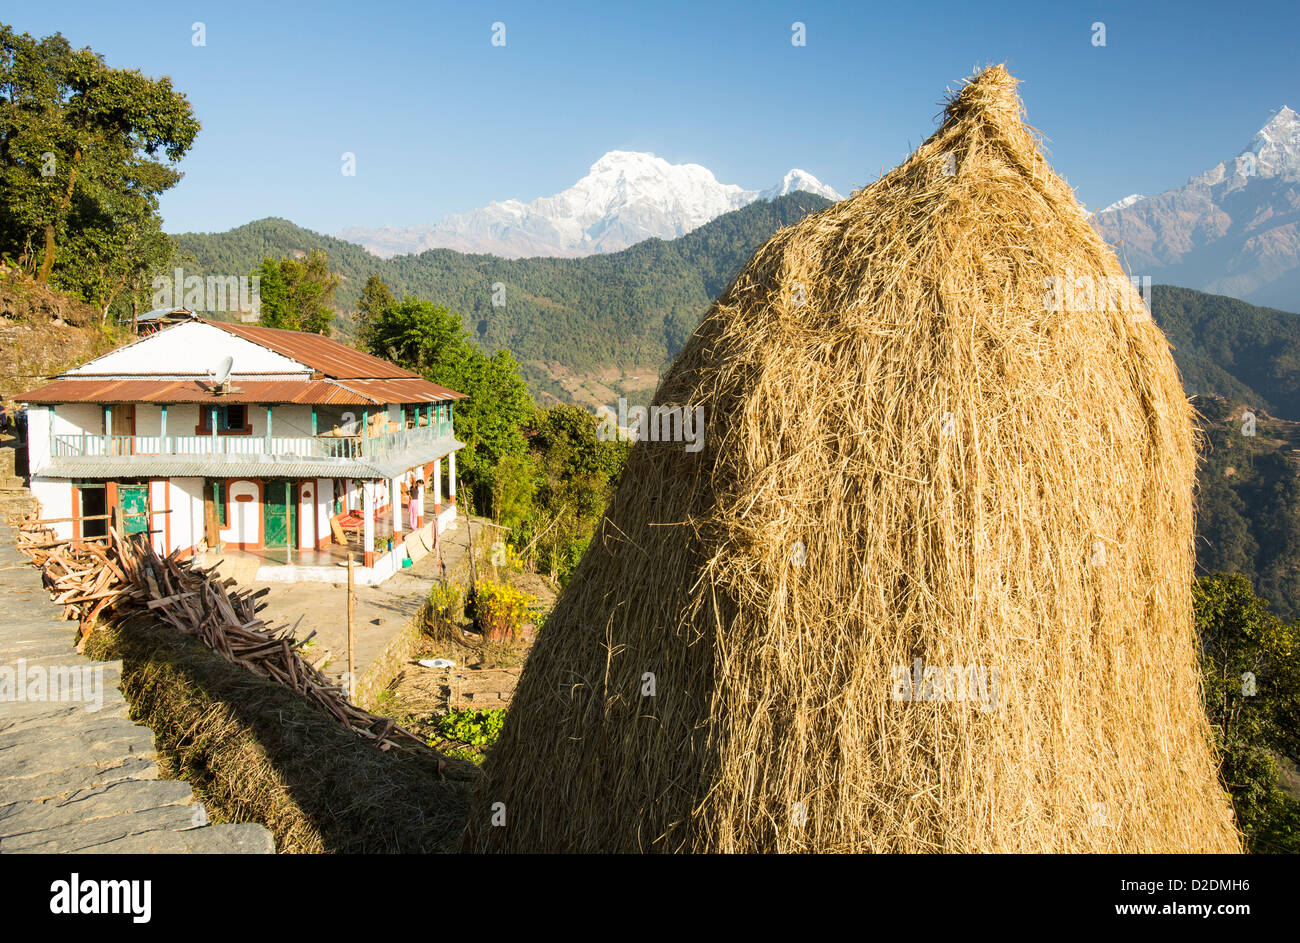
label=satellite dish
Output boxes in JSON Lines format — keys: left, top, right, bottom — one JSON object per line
{"left": 211, "top": 355, "right": 234, "bottom": 384}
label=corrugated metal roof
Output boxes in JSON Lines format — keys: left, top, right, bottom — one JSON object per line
{"left": 205, "top": 320, "right": 420, "bottom": 380}
{"left": 336, "top": 377, "right": 467, "bottom": 401}
{"left": 18, "top": 378, "right": 374, "bottom": 406}
{"left": 37, "top": 440, "right": 464, "bottom": 481}
{"left": 19, "top": 376, "right": 464, "bottom": 406}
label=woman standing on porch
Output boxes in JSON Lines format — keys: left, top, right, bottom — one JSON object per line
{"left": 408, "top": 473, "right": 421, "bottom": 531}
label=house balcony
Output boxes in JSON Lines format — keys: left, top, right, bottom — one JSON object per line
{"left": 42, "top": 420, "right": 460, "bottom": 480}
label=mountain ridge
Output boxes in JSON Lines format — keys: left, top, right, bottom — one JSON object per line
{"left": 1093, "top": 106, "right": 1300, "bottom": 310}
{"left": 334, "top": 150, "right": 841, "bottom": 259}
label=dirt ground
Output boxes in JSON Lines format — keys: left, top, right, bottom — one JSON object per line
{"left": 376, "top": 564, "right": 557, "bottom": 756}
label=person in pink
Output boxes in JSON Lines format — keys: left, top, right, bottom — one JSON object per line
{"left": 408, "top": 473, "right": 421, "bottom": 531}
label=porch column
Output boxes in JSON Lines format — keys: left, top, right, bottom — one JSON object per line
{"left": 432, "top": 457, "right": 442, "bottom": 515}
{"left": 448, "top": 450, "right": 457, "bottom": 507}
{"left": 210, "top": 406, "right": 219, "bottom": 452}
{"left": 103, "top": 405, "right": 111, "bottom": 455}
{"left": 315, "top": 479, "right": 331, "bottom": 551}
{"left": 160, "top": 404, "right": 168, "bottom": 454}
{"left": 362, "top": 480, "right": 375, "bottom": 568}
{"left": 264, "top": 405, "right": 272, "bottom": 452}
{"left": 391, "top": 476, "right": 403, "bottom": 535}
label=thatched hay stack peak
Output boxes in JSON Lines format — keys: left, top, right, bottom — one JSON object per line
{"left": 461, "top": 65, "right": 1240, "bottom": 853}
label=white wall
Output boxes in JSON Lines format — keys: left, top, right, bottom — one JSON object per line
{"left": 168, "top": 476, "right": 203, "bottom": 554}
{"left": 67, "top": 322, "right": 308, "bottom": 376}
{"left": 51, "top": 403, "right": 102, "bottom": 438}
{"left": 221, "top": 479, "right": 261, "bottom": 546}
{"left": 136, "top": 404, "right": 162, "bottom": 436}
{"left": 315, "top": 478, "right": 332, "bottom": 549}
{"left": 26, "top": 406, "right": 51, "bottom": 474}
{"left": 30, "top": 478, "right": 73, "bottom": 540}
{"left": 298, "top": 480, "right": 317, "bottom": 549}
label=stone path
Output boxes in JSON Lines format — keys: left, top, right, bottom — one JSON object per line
{"left": 0, "top": 521, "right": 274, "bottom": 854}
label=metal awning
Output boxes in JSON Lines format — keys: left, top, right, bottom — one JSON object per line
{"left": 34, "top": 440, "right": 464, "bottom": 481}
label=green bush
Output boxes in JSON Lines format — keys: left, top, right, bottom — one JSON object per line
{"left": 1195, "top": 574, "right": 1300, "bottom": 852}
{"left": 434, "top": 708, "right": 507, "bottom": 748}
{"left": 424, "top": 583, "right": 464, "bottom": 638}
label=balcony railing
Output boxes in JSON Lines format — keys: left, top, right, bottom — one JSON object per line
{"left": 50, "top": 419, "right": 456, "bottom": 462}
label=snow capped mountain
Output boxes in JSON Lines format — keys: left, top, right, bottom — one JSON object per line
{"left": 1093, "top": 106, "right": 1300, "bottom": 311}
{"left": 760, "top": 169, "right": 842, "bottom": 202}
{"left": 336, "top": 151, "right": 843, "bottom": 259}
{"left": 1099, "top": 193, "right": 1145, "bottom": 213}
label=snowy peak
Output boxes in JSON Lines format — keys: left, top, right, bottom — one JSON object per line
{"left": 1247, "top": 105, "right": 1300, "bottom": 178}
{"left": 761, "top": 169, "right": 844, "bottom": 202}
{"left": 555, "top": 150, "right": 753, "bottom": 234}
{"left": 336, "top": 151, "right": 842, "bottom": 259}
{"left": 1099, "top": 193, "right": 1144, "bottom": 214}
{"left": 1192, "top": 105, "right": 1300, "bottom": 188}
{"left": 1091, "top": 104, "right": 1300, "bottom": 311}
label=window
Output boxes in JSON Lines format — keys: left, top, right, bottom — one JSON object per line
{"left": 198, "top": 405, "right": 250, "bottom": 434}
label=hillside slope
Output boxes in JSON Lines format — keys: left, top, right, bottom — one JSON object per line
{"left": 170, "top": 192, "right": 835, "bottom": 371}
{"left": 0, "top": 266, "right": 120, "bottom": 403}
{"left": 173, "top": 205, "right": 1300, "bottom": 421}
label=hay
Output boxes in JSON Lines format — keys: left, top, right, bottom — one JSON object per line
{"left": 86, "top": 612, "right": 477, "bottom": 853}
{"left": 462, "top": 66, "right": 1241, "bottom": 852}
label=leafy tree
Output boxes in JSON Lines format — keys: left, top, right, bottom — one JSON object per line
{"left": 254, "top": 249, "right": 338, "bottom": 333}
{"left": 510, "top": 403, "right": 629, "bottom": 583}
{"left": 0, "top": 25, "right": 198, "bottom": 311}
{"left": 1195, "top": 574, "right": 1300, "bottom": 852}
{"left": 361, "top": 294, "right": 535, "bottom": 519}
{"left": 356, "top": 273, "right": 395, "bottom": 345}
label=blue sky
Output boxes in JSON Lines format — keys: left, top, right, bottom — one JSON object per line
{"left": 7, "top": 0, "right": 1298, "bottom": 235}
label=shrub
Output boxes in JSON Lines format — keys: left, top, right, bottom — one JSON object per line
{"left": 424, "top": 583, "right": 464, "bottom": 640}
{"left": 471, "top": 579, "right": 536, "bottom": 642}
{"left": 434, "top": 708, "right": 507, "bottom": 749}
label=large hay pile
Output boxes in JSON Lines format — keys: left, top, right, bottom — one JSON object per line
{"left": 463, "top": 66, "right": 1240, "bottom": 852}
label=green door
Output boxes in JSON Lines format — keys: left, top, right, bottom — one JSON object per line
{"left": 119, "top": 484, "right": 149, "bottom": 536}
{"left": 263, "top": 480, "right": 297, "bottom": 549}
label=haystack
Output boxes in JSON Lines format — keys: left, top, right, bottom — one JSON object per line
{"left": 462, "top": 66, "right": 1240, "bottom": 853}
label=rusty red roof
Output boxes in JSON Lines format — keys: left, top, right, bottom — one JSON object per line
{"left": 18, "top": 376, "right": 462, "bottom": 406}
{"left": 18, "top": 318, "right": 468, "bottom": 406}
{"left": 335, "top": 378, "right": 466, "bottom": 402}
{"left": 203, "top": 320, "right": 419, "bottom": 379}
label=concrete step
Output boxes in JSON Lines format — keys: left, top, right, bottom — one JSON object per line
{"left": 0, "top": 780, "right": 195, "bottom": 835}
{"left": 0, "top": 722, "right": 156, "bottom": 781}
{"left": 0, "top": 518, "right": 275, "bottom": 854}
{"left": 77, "top": 822, "right": 275, "bottom": 855}
{"left": 0, "top": 697, "right": 130, "bottom": 736}
{"left": 0, "top": 756, "right": 157, "bottom": 806}
{"left": 0, "top": 801, "right": 200, "bottom": 853}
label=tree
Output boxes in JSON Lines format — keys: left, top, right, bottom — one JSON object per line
{"left": 0, "top": 26, "right": 198, "bottom": 297}
{"left": 360, "top": 294, "right": 535, "bottom": 519}
{"left": 510, "top": 403, "right": 629, "bottom": 583}
{"left": 254, "top": 249, "right": 339, "bottom": 333}
{"left": 356, "top": 273, "right": 395, "bottom": 345}
{"left": 1195, "top": 574, "right": 1300, "bottom": 852}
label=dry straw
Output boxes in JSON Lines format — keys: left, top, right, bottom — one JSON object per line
{"left": 462, "top": 65, "right": 1241, "bottom": 852}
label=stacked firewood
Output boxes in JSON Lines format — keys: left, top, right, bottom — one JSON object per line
{"left": 14, "top": 514, "right": 425, "bottom": 751}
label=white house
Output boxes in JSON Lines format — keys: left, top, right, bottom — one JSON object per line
{"left": 18, "top": 318, "right": 465, "bottom": 583}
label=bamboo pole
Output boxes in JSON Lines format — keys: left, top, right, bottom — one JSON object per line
{"left": 346, "top": 552, "right": 355, "bottom": 700}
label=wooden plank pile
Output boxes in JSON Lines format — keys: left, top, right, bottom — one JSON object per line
{"left": 13, "top": 512, "right": 425, "bottom": 752}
